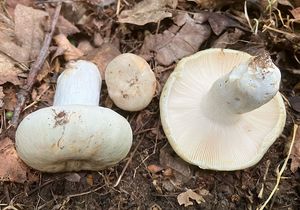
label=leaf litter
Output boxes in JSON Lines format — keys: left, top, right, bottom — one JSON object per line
{"left": 0, "top": 0, "right": 299, "bottom": 209}
{"left": 0, "top": 53, "right": 21, "bottom": 85}
{"left": 118, "top": 0, "right": 177, "bottom": 26}
{"left": 177, "top": 189, "right": 205, "bottom": 207}
{"left": 0, "top": 137, "right": 38, "bottom": 183}
{"left": 140, "top": 12, "right": 211, "bottom": 65}
{"left": 0, "top": 4, "right": 48, "bottom": 63}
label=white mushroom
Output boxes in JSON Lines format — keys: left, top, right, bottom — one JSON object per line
{"left": 105, "top": 53, "right": 156, "bottom": 111}
{"left": 16, "top": 60, "right": 133, "bottom": 172}
{"left": 160, "top": 48, "right": 286, "bottom": 171}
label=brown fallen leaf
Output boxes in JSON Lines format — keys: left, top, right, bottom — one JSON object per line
{"left": 85, "top": 43, "right": 121, "bottom": 79}
{"left": 78, "top": 40, "right": 95, "bottom": 55}
{"left": 118, "top": 0, "right": 175, "bottom": 25}
{"left": 207, "top": 13, "right": 245, "bottom": 35}
{"left": 278, "top": 0, "right": 294, "bottom": 7}
{"left": 0, "top": 53, "right": 21, "bottom": 85}
{"left": 0, "top": 137, "right": 37, "bottom": 183}
{"left": 159, "top": 145, "right": 192, "bottom": 184}
{"left": 177, "top": 189, "right": 205, "bottom": 207}
{"left": 3, "top": 87, "right": 17, "bottom": 111}
{"left": 140, "top": 13, "right": 211, "bottom": 66}
{"left": 46, "top": 7, "right": 80, "bottom": 36}
{"left": 60, "top": 1, "right": 87, "bottom": 24}
{"left": 0, "top": 4, "right": 48, "bottom": 63}
{"left": 93, "top": 33, "right": 104, "bottom": 47}
{"left": 211, "top": 28, "right": 244, "bottom": 48}
{"left": 290, "top": 7, "right": 300, "bottom": 19}
{"left": 53, "top": 34, "right": 84, "bottom": 61}
{"left": 65, "top": 173, "right": 81, "bottom": 182}
{"left": 289, "top": 96, "right": 300, "bottom": 113}
{"left": 290, "top": 124, "right": 300, "bottom": 172}
{"left": 86, "top": 174, "right": 94, "bottom": 186}
{"left": 188, "top": 0, "right": 243, "bottom": 9}
{"left": 147, "top": 164, "right": 164, "bottom": 173}
{"left": 5, "top": 0, "right": 34, "bottom": 18}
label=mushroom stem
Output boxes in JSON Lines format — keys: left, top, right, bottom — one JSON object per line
{"left": 202, "top": 54, "right": 281, "bottom": 122}
{"left": 53, "top": 60, "right": 101, "bottom": 106}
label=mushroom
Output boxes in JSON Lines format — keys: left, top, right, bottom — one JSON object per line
{"left": 15, "top": 60, "right": 133, "bottom": 172}
{"left": 160, "top": 48, "right": 286, "bottom": 170}
{"left": 105, "top": 53, "right": 156, "bottom": 111}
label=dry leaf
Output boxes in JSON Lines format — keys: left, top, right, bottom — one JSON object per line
{"left": 3, "top": 87, "right": 17, "bottom": 111}
{"left": 86, "top": 174, "right": 94, "bottom": 186}
{"left": 65, "top": 173, "right": 81, "bottom": 182}
{"left": 177, "top": 189, "right": 205, "bottom": 207}
{"left": 159, "top": 145, "right": 192, "bottom": 183}
{"left": 163, "top": 168, "right": 173, "bottom": 177}
{"left": 14, "top": 4, "right": 47, "bottom": 61}
{"left": 290, "top": 7, "right": 300, "bottom": 19}
{"left": 78, "top": 40, "right": 95, "bottom": 55}
{"left": 85, "top": 43, "right": 121, "bottom": 79}
{"left": 0, "top": 53, "right": 21, "bottom": 85}
{"left": 36, "top": 83, "right": 54, "bottom": 105}
{"left": 5, "top": 0, "right": 34, "bottom": 17}
{"left": 140, "top": 13, "right": 210, "bottom": 66}
{"left": 290, "top": 125, "right": 300, "bottom": 172}
{"left": 207, "top": 13, "right": 244, "bottom": 35}
{"left": 47, "top": 7, "right": 80, "bottom": 36}
{"left": 61, "top": 1, "right": 87, "bottom": 23}
{"left": 188, "top": 0, "right": 242, "bottom": 9}
{"left": 278, "top": 0, "right": 294, "bottom": 7}
{"left": 118, "top": 0, "right": 174, "bottom": 25}
{"left": 0, "top": 137, "right": 36, "bottom": 183}
{"left": 54, "top": 34, "right": 84, "bottom": 61}
{"left": 93, "top": 33, "right": 104, "bottom": 47}
{"left": 147, "top": 164, "right": 164, "bottom": 173}
{"left": 0, "top": 4, "right": 48, "bottom": 63}
{"left": 37, "top": 61, "right": 51, "bottom": 82}
{"left": 211, "top": 28, "right": 244, "bottom": 48}
{"left": 289, "top": 96, "right": 300, "bottom": 112}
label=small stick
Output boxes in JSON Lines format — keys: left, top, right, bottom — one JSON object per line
{"left": 116, "top": 0, "right": 121, "bottom": 15}
{"left": 114, "top": 139, "right": 143, "bottom": 187}
{"left": 258, "top": 124, "right": 298, "bottom": 210}
{"left": 11, "top": 3, "right": 62, "bottom": 127}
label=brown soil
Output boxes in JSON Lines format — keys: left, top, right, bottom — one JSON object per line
{"left": 1, "top": 0, "right": 300, "bottom": 210}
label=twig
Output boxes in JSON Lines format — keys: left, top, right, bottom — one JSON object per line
{"left": 114, "top": 139, "right": 143, "bottom": 187}
{"left": 116, "top": 0, "right": 121, "bottom": 15}
{"left": 258, "top": 160, "right": 271, "bottom": 199}
{"left": 258, "top": 124, "right": 298, "bottom": 210}
{"left": 11, "top": 2, "right": 62, "bottom": 127}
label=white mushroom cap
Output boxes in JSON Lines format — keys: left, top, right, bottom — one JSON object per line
{"left": 105, "top": 53, "right": 156, "bottom": 111}
{"left": 160, "top": 49, "right": 286, "bottom": 171}
{"left": 16, "top": 60, "right": 132, "bottom": 172}
{"left": 16, "top": 106, "right": 132, "bottom": 172}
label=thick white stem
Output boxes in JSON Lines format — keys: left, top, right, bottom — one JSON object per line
{"left": 53, "top": 60, "right": 101, "bottom": 106}
{"left": 202, "top": 55, "right": 281, "bottom": 122}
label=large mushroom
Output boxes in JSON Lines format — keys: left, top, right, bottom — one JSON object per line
{"left": 16, "top": 60, "right": 133, "bottom": 172}
{"left": 160, "top": 48, "right": 286, "bottom": 171}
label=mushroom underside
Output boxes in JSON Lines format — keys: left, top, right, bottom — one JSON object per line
{"left": 160, "top": 49, "right": 286, "bottom": 170}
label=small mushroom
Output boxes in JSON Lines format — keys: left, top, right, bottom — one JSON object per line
{"left": 105, "top": 53, "right": 156, "bottom": 111}
{"left": 160, "top": 49, "right": 286, "bottom": 170}
{"left": 16, "top": 60, "right": 133, "bottom": 172}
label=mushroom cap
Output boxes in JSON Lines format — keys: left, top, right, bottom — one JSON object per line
{"left": 105, "top": 53, "right": 156, "bottom": 111}
{"left": 160, "top": 48, "right": 286, "bottom": 170}
{"left": 16, "top": 106, "right": 132, "bottom": 172}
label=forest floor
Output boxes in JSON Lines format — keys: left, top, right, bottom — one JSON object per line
{"left": 0, "top": 0, "right": 300, "bottom": 209}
